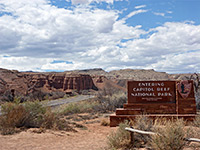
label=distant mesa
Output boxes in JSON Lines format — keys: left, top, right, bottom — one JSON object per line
{"left": 0, "top": 67, "right": 198, "bottom": 101}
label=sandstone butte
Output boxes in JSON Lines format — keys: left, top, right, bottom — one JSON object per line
{"left": 0, "top": 68, "right": 99, "bottom": 97}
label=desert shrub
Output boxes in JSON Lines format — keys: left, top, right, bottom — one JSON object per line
{"left": 80, "top": 90, "right": 90, "bottom": 95}
{"left": 95, "top": 91, "right": 127, "bottom": 113}
{"left": 0, "top": 103, "right": 27, "bottom": 128}
{"left": 132, "top": 115, "right": 153, "bottom": 131}
{"left": 107, "top": 120, "right": 131, "bottom": 149}
{"left": 48, "top": 91, "right": 65, "bottom": 100}
{"left": 97, "top": 87, "right": 120, "bottom": 97}
{"left": 41, "top": 109, "right": 73, "bottom": 131}
{"left": 23, "top": 101, "right": 47, "bottom": 128}
{"left": 1, "top": 90, "right": 14, "bottom": 102}
{"left": 130, "top": 115, "right": 154, "bottom": 147}
{"left": 100, "top": 118, "right": 110, "bottom": 126}
{"left": 151, "top": 119, "right": 186, "bottom": 150}
{"left": 61, "top": 103, "right": 81, "bottom": 115}
{"left": 192, "top": 115, "right": 200, "bottom": 127}
{"left": 110, "top": 91, "right": 127, "bottom": 110}
{"left": 0, "top": 103, "right": 27, "bottom": 135}
{"left": 0, "top": 101, "right": 71, "bottom": 135}
{"left": 27, "top": 90, "right": 47, "bottom": 101}
{"left": 12, "top": 96, "right": 28, "bottom": 103}
{"left": 60, "top": 100, "right": 98, "bottom": 115}
{"left": 58, "top": 91, "right": 126, "bottom": 115}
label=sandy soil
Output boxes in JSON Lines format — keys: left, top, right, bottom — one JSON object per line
{"left": 0, "top": 116, "right": 117, "bottom": 150}
{"left": 0, "top": 114, "right": 200, "bottom": 150}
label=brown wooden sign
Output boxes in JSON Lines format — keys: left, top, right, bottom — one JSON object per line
{"left": 128, "top": 81, "right": 176, "bottom": 103}
{"left": 110, "top": 80, "right": 196, "bottom": 127}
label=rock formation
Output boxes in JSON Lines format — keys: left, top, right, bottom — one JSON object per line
{"left": 1, "top": 67, "right": 199, "bottom": 101}
{"left": 0, "top": 68, "right": 98, "bottom": 100}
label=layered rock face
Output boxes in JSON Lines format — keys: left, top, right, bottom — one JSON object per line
{"left": 24, "top": 73, "right": 97, "bottom": 94}
{"left": 0, "top": 68, "right": 97, "bottom": 98}
{"left": 65, "top": 68, "right": 171, "bottom": 88}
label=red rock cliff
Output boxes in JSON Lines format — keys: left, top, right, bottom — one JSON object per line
{"left": 0, "top": 68, "right": 97, "bottom": 98}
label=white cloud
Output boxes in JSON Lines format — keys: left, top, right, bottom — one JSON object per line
{"left": 0, "top": 55, "right": 52, "bottom": 71}
{"left": 166, "top": 11, "right": 173, "bottom": 14}
{"left": 41, "top": 62, "right": 84, "bottom": 71}
{"left": 0, "top": 0, "right": 144, "bottom": 71}
{"left": 135, "top": 5, "right": 146, "bottom": 9}
{"left": 151, "top": 51, "right": 200, "bottom": 73}
{"left": 0, "top": 0, "right": 124, "bottom": 57}
{"left": 119, "top": 22, "right": 200, "bottom": 73}
{"left": 153, "top": 12, "right": 165, "bottom": 17}
{"left": 71, "top": 0, "right": 92, "bottom": 5}
{"left": 69, "top": 0, "right": 127, "bottom": 5}
{"left": 70, "top": 0, "right": 116, "bottom": 5}
{"left": 0, "top": 0, "right": 200, "bottom": 73}
{"left": 124, "top": 9, "right": 148, "bottom": 20}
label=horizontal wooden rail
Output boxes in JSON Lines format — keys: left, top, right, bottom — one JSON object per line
{"left": 184, "top": 138, "right": 200, "bottom": 143}
{"left": 125, "top": 127, "right": 200, "bottom": 143}
{"left": 125, "top": 127, "right": 156, "bottom": 135}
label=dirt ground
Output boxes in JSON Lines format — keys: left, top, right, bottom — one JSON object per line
{"left": 0, "top": 114, "right": 117, "bottom": 150}
{"left": 0, "top": 114, "right": 200, "bottom": 150}
{"left": 0, "top": 124, "right": 115, "bottom": 150}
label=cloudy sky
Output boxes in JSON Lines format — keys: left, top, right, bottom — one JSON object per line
{"left": 0, "top": 0, "right": 200, "bottom": 73}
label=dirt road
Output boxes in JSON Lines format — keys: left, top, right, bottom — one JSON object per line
{"left": 0, "top": 95, "right": 95, "bottom": 115}
{"left": 46, "top": 95, "right": 95, "bottom": 107}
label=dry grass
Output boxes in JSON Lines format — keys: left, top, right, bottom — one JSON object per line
{"left": 95, "top": 91, "right": 127, "bottom": 113}
{"left": 58, "top": 100, "right": 99, "bottom": 115}
{"left": 106, "top": 116, "right": 199, "bottom": 150}
{"left": 57, "top": 90, "right": 127, "bottom": 115}
{"left": 192, "top": 115, "right": 200, "bottom": 127}
{"left": 106, "top": 116, "right": 152, "bottom": 149}
{"left": 107, "top": 120, "right": 131, "bottom": 149}
{"left": 130, "top": 115, "right": 154, "bottom": 148}
{"left": 100, "top": 118, "right": 110, "bottom": 126}
{"left": 151, "top": 119, "right": 187, "bottom": 150}
{"left": 0, "top": 101, "right": 73, "bottom": 135}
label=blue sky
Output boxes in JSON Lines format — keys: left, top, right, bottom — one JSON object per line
{"left": 0, "top": 0, "right": 200, "bottom": 73}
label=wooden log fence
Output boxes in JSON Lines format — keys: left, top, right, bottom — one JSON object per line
{"left": 125, "top": 127, "right": 200, "bottom": 143}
